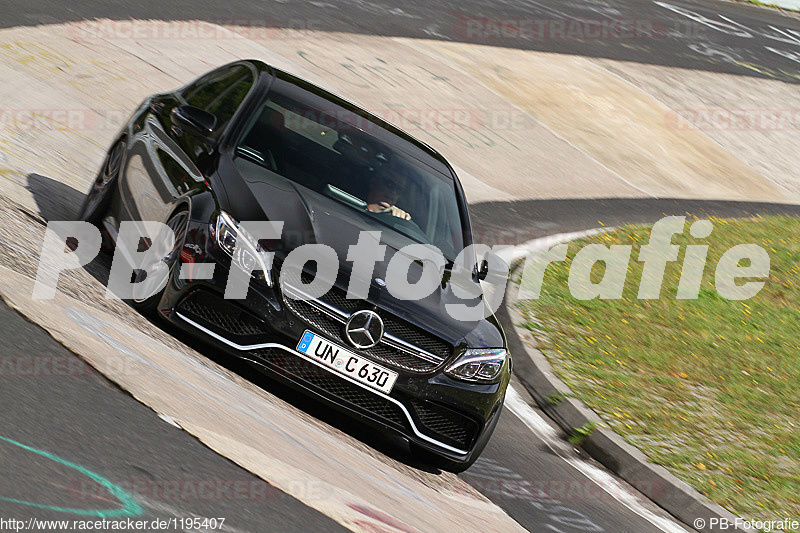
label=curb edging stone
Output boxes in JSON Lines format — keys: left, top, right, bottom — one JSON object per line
{"left": 501, "top": 258, "right": 756, "bottom": 533}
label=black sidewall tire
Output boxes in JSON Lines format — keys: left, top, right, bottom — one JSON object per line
{"left": 130, "top": 210, "right": 189, "bottom": 316}
{"left": 79, "top": 140, "right": 125, "bottom": 225}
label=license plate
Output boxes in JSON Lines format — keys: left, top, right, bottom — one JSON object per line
{"left": 296, "top": 330, "right": 398, "bottom": 394}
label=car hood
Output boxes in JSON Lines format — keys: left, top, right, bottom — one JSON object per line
{"left": 224, "top": 166, "right": 504, "bottom": 349}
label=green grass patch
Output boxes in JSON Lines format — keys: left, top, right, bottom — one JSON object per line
{"left": 518, "top": 216, "right": 800, "bottom": 521}
{"left": 568, "top": 421, "right": 597, "bottom": 446}
{"left": 546, "top": 391, "right": 570, "bottom": 406}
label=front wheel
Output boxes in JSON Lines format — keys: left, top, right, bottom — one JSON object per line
{"left": 409, "top": 401, "right": 503, "bottom": 473}
{"left": 130, "top": 209, "right": 189, "bottom": 315}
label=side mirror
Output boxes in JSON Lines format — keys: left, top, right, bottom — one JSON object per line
{"left": 477, "top": 251, "right": 509, "bottom": 282}
{"left": 477, "top": 251, "right": 510, "bottom": 316}
{"left": 171, "top": 105, "right": 217, "bottom": 138}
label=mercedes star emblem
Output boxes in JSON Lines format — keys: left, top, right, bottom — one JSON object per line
{"left": 345, "top": 310, "right": 384, "bottom": 349}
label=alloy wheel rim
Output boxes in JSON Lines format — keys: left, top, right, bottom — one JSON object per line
{"left": 132, "top": 212, "right": 188, "bottom": 303}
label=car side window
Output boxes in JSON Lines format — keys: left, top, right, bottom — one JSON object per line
{"left": 155, "top": 147, "right": 191, "bottom": 194}
{"left": 182, "top": 65, "right": 254, "bottom": 130}
{"left": 182, "top": 70, "right": 227, "bottom": 107}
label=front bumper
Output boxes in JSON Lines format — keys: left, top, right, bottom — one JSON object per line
{"left": 158, "top": 242, "right": 508, "bottom": 462}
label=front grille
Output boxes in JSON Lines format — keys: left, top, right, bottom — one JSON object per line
{"left": 316, "top": 283, "right": 450, "bottom": 359}
{"left": 283, "top": 297, "right": 438, "bottom": 372}
{"left": 378, "top": 315, "right": 450, "bottom": 359}
{"left": 312, "top": 284, "right": 362, "bottom": 315}
{"left": 176, "top": 286, "right": 477, "bottom": 453}
{"left": 282, "top": 297, "right": 342, "bottom": 339}
{"left": 249, "top": 348, "right": 407, "bottom": 428}
{"left": 278, "top": 262, "right": 452, "bottom": 373}
{"left": 411, "top": 401, "right": 480, "bottom": 449}
{"left": 178, "top": 291, "right": 268, "bottom": 337}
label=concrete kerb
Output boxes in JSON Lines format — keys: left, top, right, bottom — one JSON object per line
{"left": 499, "top": 237, "right": 757, "bottom": 533}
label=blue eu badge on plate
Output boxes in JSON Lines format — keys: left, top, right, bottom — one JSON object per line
{"left": 297, "top": 330, "right": 314, "bottom": 352}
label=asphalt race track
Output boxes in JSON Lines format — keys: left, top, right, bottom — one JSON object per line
{"left": 0, "top": 288, "right": 677, "bottom": 532}
{"left": 5, "top": 0, "right": 800, "bottom": 82}
{"left": 0, "top": 302, "right": 348, "bottom": 532}
{"left": 1, "top": 0, "right": 799, "bottom": 532}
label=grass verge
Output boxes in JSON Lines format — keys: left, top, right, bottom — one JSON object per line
{"left": 518, "top": 216, "right": 800, "bottom": 521}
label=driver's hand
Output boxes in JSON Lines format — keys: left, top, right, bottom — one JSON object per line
{"left": 374, "top": 201, "right": 411, "bottom": 220}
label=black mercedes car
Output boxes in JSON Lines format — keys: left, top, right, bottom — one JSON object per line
{"left": 79, "top": 60, "right": 510, "bottom": 472}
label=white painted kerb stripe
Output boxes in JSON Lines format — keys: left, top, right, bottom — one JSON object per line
{"left": 505, "top": 386, "right": 689, "bottom": 533}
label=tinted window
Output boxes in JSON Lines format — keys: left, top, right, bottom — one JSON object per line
{"left": 236, "top": 94, "right": 464, "bottom": 260}
{"left": 183, "top": 65, "right": 254, "bottom": 130}
{"left": 156, "top": 148, "right": 189, "bottom": 187}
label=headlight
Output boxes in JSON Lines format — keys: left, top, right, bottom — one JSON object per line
{"left": 445, "top": 348, "right": 508, "bottom": 383}
{"left": 214, "top": 211, "right": 273, "bottom": 287}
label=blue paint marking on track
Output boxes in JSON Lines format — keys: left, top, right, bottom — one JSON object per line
{"left": 0, "top": 435, "right": 143, "bottom": 517}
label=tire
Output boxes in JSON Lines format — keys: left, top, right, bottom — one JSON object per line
{"left": 409, "top": 400, "right": 503, "bottom": 474}
{"left": 130, "top": 209, "right": 189, "bottom": 315}
{"left": 78, "top": 140, "right": 126, "bottom": 225}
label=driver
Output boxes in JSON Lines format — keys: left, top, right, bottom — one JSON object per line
{"left": 366, "top": 168, "right": 412, "bottom": 220}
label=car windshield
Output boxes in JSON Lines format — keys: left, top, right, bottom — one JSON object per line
{"left": 235, "top": 92, "right": 465, "bottom": 260}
